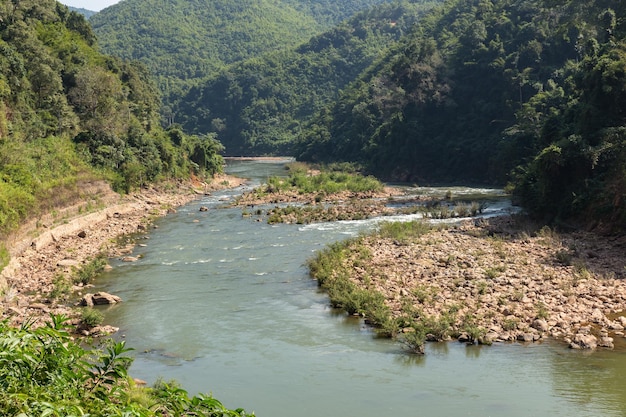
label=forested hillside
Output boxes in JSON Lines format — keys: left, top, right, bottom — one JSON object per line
{"left": 67, "top": 6, "right": 96, "bottom": 18}
{"left": 0, "top": 0, "right": 223, "bottom": 243}
{"left": 89, "top": 0, "right": 401, "bottom": 105}
{"left": 296, "top": 0, "right": 626, "bottom": 227}
{"left": 176, "top": 0, "right": 440, "bottom": 155}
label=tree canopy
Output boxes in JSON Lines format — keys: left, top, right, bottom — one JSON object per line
{"left": 89, "top": 0, "right": 404, "bottom": 107}
{"left": 0, "top": 0, "right": 223, "bottom": 239}
{"left": 175, "top": 0, "right": 440, "bottom": 155}
{"left": 294, "top": 0, "right": 626, "bottom": 228}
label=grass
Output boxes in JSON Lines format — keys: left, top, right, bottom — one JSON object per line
{"left": 80, "top": 307, "right": 104, "bottom": 327}
{"left": 254, "top": 167, "right": 384, "bottom": 198}
{"left": 49, "top": 274, "right": 72, "bottom": 300}
{"left": 0, "top": 244, "right": 9, "bottom": 274}
{"left": 72, "top": 254, "right": 108, "bottom": 285}
{"left": 377, "top": 220, "right": 433, "bottom": 244}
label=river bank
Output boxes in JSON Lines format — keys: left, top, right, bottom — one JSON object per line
{"left": 0, "top": 174, "right": 246, "bottom": 330}
{"left": 314, "top": 215, "right": 626, "bottom": 351}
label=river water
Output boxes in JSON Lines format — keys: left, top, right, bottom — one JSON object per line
{"left": 96, "top": 159, "right": 626, "bottom": 417}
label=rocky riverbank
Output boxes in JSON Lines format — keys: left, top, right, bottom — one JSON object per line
{"left": 338, "top": 216, "right": 626, "bottom": 350}
{"left": 0, "top": 174, "right": 245, "bottom": 331}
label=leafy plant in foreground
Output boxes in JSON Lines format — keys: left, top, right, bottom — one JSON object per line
{"left": 0, "top": 314, "right": 254, "bottom": 416}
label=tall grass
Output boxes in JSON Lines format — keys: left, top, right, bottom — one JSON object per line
{"left": 377, "top": 220, "right": 432, "bottom": 244}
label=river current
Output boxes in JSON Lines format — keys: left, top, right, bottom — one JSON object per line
{"left": 96, "top": 159, "right": 626, "bottom": 417}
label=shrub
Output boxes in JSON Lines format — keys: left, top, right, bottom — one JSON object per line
{"left": 50, "top": 274, "right": 72, "bottom": 300}
{"left": 0, "top": 314, "right": 254, "bottom": 416}
{"left": 401, "top": 326, "right": 426, "bottom": 354}
{"left": 80, "top": 307, "right": 104, "bottom": 327}
{"left": 73, "top": 254, "right": 108, "bottom": 285}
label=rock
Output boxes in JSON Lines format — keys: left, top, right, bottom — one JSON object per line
{"left": 590, "top": 308, "right": 604, "bottom": 323}
{"left": 199, "top": 206, "right": 209, "bottom": 212}
{"left": 7, "top": 306, "right": 24, "bottom": 316}
{"left": 57, "top": 259, "right": 80, "bottom": 267}
{"left": 90, "top": 325, "right": 119, "bottom": 336}
{"left": 77, "top": 230, "right": 87, "bottom": 238}
{"left": 517, "top": 332, "right": 535, "bottom": 343}
{"left": 531, "top": 319, "right": 549, "bottom": 332}
{"left": 122, "top": 256, "right": 139, "bottom": 262}
{"left": 133, "top": 378, "right": 148, "bottom": 386}
{"left": 80, "top": 292, "right": 122, "bottom": 307}
{"left": 457, "top": 332, "right": 471, "bottom": 343}
{"left": 80, "top": 294, "right": 94, "bottom": 307}
{"left": 29, "top": 303, "right": 49, "bottom": 311}
{"left": 478, "top": 334, "right": 494, "bottom": 345}
{"left": 598, "top": 336, "right": 614, "bottom": 349}
{"left": 569, "top": 333, "right": 597, "bottom": 350}
{"left": 618, "top": 316, "right": 626, "bottom": 327}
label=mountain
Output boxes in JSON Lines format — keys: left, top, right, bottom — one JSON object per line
{"left": 89, "top": 0, "right": 405, "bottom": 102}
{"left": 0, "top": 0, "right": 223, "bottom": 240}
{"left": 176, "top": 0, "right": 440, "bottom": 155}
{"left": 68, "top": 6, "right": 97, "bottom": 18}
{"left": 296, "top": 0, "right": 626, "bottom": 227}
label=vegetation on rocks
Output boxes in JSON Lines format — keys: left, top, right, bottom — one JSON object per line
{"left": 0, "top": 314, "right": 253, "bottom": 416}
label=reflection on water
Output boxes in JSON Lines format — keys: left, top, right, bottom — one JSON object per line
{"left": 95, "top": 159, "right": 626, "bottom": 417}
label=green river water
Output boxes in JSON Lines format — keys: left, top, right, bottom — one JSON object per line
{"left": 95, "top": 159, "right": 626, "bottom": 417}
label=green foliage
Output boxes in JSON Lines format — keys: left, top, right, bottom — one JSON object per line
{"left": 0, "top": 315, "right": 254, "bottom": 416}
{"left": 288, "top": 0, "right": 626, "bottom": 228}
{"left": 176, "top": 1, "right": 439, "bottom": 155}
{"left": 91, "top": 0, "right": 414, "bottom": 112}
{"left": 80, "top": 307, "right": 104, "bottom": 327}
{"left": 0, "top": 1, "right": 225, "bottom": 241}
{"left": 0, "top": 243, "right": 9, "bottom": 272}
{"left": 49, "top": 274, "right": 71, "bottom": 300}
{"left": 72, "top": 254, "right": 108, "bottom": 285}
{"left": 377, "top": 220, "right": 432, "bottom": 244}
{"left": 256, "top": 168, "right": 383, "bottom": 197}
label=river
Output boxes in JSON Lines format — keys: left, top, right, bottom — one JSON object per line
{"left": 95, "top": 159, "right": 626, "bottom": 417}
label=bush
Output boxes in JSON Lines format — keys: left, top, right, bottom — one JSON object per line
{"left": 73, "top": 254, "right": 108, "bottom": 285}
{"left": 80, "top": 307, "right": 104, "bottom": 327}
{"left": 0, "top": 315, "right": 254, "bottom": 416}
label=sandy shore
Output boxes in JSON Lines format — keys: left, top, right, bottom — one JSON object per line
{"left": 0, "top": 174, "right": 246, "bottom": 329}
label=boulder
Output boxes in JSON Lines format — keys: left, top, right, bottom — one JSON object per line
{"left": 517, "top": 332, "right": 535, "bottom": 343}
{"left": 531, "top": 319, "right": 549, "bottom": 332}
{"left": 569, "top": 333, "right": 597, "bottom": 350}
{"left": 80, "top": 292, "right": 122, "bottom": 307}
{"left": 598, "top": 336, "right": 614, "bottom": 349}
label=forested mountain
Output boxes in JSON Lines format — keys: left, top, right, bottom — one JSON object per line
{"left": 67, "top": 6, "right": 96, "bottom": 18}
{"left": 295, "top": 0, "right": 626, "bottom": 227}
{"left": 176, "top": 0, "right": 440, "bottom": 155}
{"left": 89, "top": 0, "right": 401, "bottom": 103}
{"left": 0, "top": 0, "right": 223, "bottom": 240}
